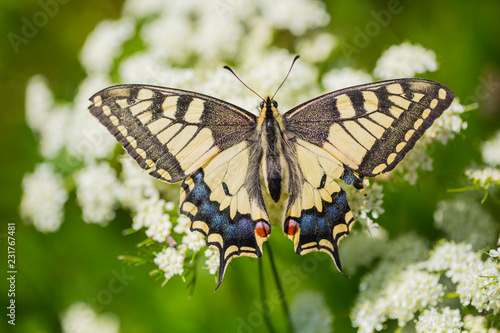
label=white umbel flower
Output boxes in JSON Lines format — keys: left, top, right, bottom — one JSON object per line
{"left": 415, "top": 307, "right": 463, "bottom": 333}
{"left": 182, "top": 230, "right": 205, "bottom": 252}
{"left": 119, "top": 155, "right": 157, "bottom": 210}
{"left": 60, "top": 302, "right": 119, "bottom": 333}
{"left": 132, "top": 195, "right": 172, "bottom": 242}
{"left": 322, "top": 67, "right": 372, "bottom": 92}
{"left": 132, "top": 196, "right": 162, "bottom": 230}
{"left": 351, "top": 236, "right": 437, "bottom": 332}
{"left": 465, "top": 167, "right": 500, "bottom": 190}
{"left": 144, "top": 214, "right": 172, "bottom": 244}
{"left": 433, "top": 198, "right": 498, "bottom": 249}
{"left": 385, "top": 268, "right": 444, "bottom": 326}
{"left": 204, "top": 248, "right": 219, "bottom": 275}
{"left": 75, "top": 162, "right": 120, "bottom": 225}
{"left": 25, "top": 75, "right": 53, "bottom": 131}
{"left": 174, "top": 215, "right": 191, "bottom": 234}
{"left": 154, "top": 247, "right": 185, "bottom": 280}
{"left": 482, "top": 130, "right": 500, "bottom": 166}
{"left": 296, "top": 33, "right": 337, "bottom": 63}
{"left": 25, "top": 76, "right": 69, "bottom": 159}
{"left": 291, "top": 291, "right": 334, "bottom": 333}
{"left": 66, "top": 75, "right": 116, "bottom": 162}
{"left": 79, "top": 17, "right": 135, "bottom": 74}
{"left": 463, "top": 314, "right": 489, "bottom": 333}
{"left": 20, "top": 163, "right": 68, "bottom": 232}
{"left": 261, "top": 0, "right": 330, "bottom": 35}
{"left": 373, "top": 42, "right": 438, "bottom": 79}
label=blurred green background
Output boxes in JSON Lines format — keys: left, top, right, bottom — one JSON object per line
{"left": 1, "top": 0, "right": 499, "bottom": 332}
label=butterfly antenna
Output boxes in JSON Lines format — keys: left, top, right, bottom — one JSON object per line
{"left": 223, "top": 65, "right": 264, "bottom": 101}
{"left": 271, "top": 55, "right": 300, "bottom": 101}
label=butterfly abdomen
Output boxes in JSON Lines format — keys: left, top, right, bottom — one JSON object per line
{"left": 259, "top": 97, "right": 287, "bottom": 202}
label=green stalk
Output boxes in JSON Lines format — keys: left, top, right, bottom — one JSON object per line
{"left": 259, "top": 258, "right": 277, "bottom": 333}
{"left": 265, "top": 242, "right": 294, "bottom": 333}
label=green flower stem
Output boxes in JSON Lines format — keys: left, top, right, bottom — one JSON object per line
{"left": 265, "top": 241, "right": 294, "bottom": 333}
{"left": 259, "top": 258, "right": 277, "bottom": 333}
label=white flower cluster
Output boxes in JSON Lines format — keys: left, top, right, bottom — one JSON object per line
{"left": 60, "top": 302, "right": 119, "bottom": 333}
{"left": 352, "top": 239, "right": 500, "bottom": 332}
{"left": 344, "top": 182, "right": 386, "bottom": 237}
{"left": 204, "top": 248, "right": 220, "bottom": 275}
{"left": 433, "top": 198, "right": 498, "bottom": 249}
{"left": 465, "top": 129, "right": 500, "bottom": 192}
{"left": 421, "top": 241, "right": 500, "bottom": 313}
{"left": 339, "top": 231, "right": 387, "bottom": 274}
{"left": 75, "top": 162, "right": 120, "bottom": 225}
{"left": 482, "top": 130, "right": 500, "bottom": 167}
{"left": 322, "top": 67, "right": 372, "bottom": 92}
{"left": 79, "top": 18, "right": 135, "bottom": 74}
{"left": 415, "top": 307, "right": 463, "bottom": 333}
{"left": 373, "top": 42, "right": 438, "bottom": 79}
{"left": 290, "top": 290, "right": 334, "bottom": 333}
{"left": 154, "top": 246, "right": 186, "bottom": 281}
{"left": 296, "top": 33, "right": 337, "bottom": 63}
{"left": 118, "top": 156, "right": 157, "bottom": 210}
{"left": 351, "top": 234, "right": 431, "bottom": 332}
{"left": 465, "top": 167, "right": 500, "bottom": 190}
{"left": 25, "top": 74, "right": 116, "bottom": 163}
{"left": 133, "top": 195, "right": 173, "bottom": 243}
{"left": 20, "top": 163, "right": 68, "bottom": 233}
{"left": 25, "top": 76, "right": 69, "bottom": 159}
{"left": 463, "top": 314, "right": 499, "bottom": 333}
{"left": 352, "top": 265, "right": 443, "bottom": 332}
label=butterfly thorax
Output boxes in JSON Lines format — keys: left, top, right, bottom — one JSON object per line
{"left": 258, "top": 97, "right": 288, "bottom": 203}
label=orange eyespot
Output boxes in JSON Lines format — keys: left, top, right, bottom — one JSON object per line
{"left": 255, "top": 221, "right": 271, "bottom": 238}
{"left": 284, "top": 218, "right": 299, "bottom": 236}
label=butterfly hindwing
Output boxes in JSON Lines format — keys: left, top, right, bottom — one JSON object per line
{"left": 179, "top": 141, "right": 270, "bottom": 288}
{"left": 89, "top": 84, "right": 257, "bottom": 183}
{"left": 284, "top": 78, "right": 454, "bottom": 177}
{"left": 283, "top": 138, "right": 359, "bottom": 274}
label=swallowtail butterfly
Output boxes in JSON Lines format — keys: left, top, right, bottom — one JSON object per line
{"left": 89, "top": 58, "right": 454, "bottom": 288}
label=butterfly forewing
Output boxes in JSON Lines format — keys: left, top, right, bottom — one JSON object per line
{"left": 89, "top": 84, "right": 257, "bottom": 182}
{"left": 284, "top": 78, "right": 454, "bottom": 177}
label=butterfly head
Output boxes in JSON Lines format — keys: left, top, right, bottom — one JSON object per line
{"left": 258, "top": 97, "right": 281, "bottom": 124}
{"left": 260, "top": 97, "right": 278, "bottom": 110}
